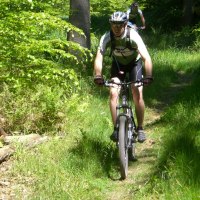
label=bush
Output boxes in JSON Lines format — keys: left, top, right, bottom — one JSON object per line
{"left": 0, "top": 0, "right": 92, "bottom": 91}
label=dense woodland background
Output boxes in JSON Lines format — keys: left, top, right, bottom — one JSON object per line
{"left": 0, "top": 0, "right": 200, "bottom": 199}
{"left": 0, "top": 0, "right": 199, "bottom": 134}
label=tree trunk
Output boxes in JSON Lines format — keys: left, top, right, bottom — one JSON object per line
{"left": 182, "top": 0, "right": 193, "bottom": 26}
{"left": 68, "top": 0, "right": 90, "bottom": 49}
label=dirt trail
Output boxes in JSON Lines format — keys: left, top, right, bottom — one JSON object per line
{"left": 0, "top": 135, "right": 48, "bottom": 199}
{"left": 0, "top": 158, "right": 31, "bottom": 200}
{"left": 107, "top": 113, "right": 159, "bottom": 200}
{"left": 106, "top": 71, "right": 191, "bottom": 200}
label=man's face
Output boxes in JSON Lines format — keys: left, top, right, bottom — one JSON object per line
{"left": 131, "top": 6, "right": 138, "bottom": 12}
{"left": 110, "top": 22, "right": 126, "bottom": 37}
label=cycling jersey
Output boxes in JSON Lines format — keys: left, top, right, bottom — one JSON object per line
{"left": 98, "top": 27, "right": 148, "bottom": 65}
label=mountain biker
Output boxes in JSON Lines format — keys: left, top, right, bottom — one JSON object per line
{"left": 127, "top": 2, "right": 146, "bottom": 31}
{"left": 93, "top": 11, "right": 153, "bottom": 143}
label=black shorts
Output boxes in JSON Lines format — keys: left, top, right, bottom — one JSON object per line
{"left": 110, "top": 59, "right": 143, "bottom": 82}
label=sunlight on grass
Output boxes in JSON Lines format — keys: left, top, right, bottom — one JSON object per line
{"left": 5, "top": 34, "right": 200, "bottom": 199}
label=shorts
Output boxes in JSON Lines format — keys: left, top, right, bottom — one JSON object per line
{"left": 110, "top": 59, "right": 143, "bottom": 82}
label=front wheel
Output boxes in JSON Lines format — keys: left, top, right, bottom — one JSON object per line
{"left": 118, "top": 116, "right": 128, "bottom": 179}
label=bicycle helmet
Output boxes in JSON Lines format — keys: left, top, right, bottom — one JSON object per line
{"left": 109, "top": 11, "right": 128, "bottom": 23}
{"left": 131, "top": 2, "right": 139, "bottom": 8}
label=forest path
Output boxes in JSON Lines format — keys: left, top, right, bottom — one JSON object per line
{"left": 106, "top": 71, "right": 191, "bottom": 200}
{"left": 107, "top": 110, "right": 160, "bottom": 200}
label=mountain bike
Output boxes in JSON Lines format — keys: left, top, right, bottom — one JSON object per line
{"left": 104, "top": 79, "right": 144, "bottom": 180}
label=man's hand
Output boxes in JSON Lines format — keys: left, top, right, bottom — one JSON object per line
{"left": 143, "top": 76, "right": 153, "bottom": 86}
{"left": 94, "top": 75, "right": 104, "bottom": 86}
{"left": 137, "top": 26, "right": 145, "bottom": 30}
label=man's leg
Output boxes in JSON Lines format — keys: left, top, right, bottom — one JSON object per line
{"left": 109, "top": 88, "right": 118, "bottom": 125}
{"left": 131, "top": 85, "right": 146, "bottom": 143}
{"left": 109, "top": 78, "right": 120, "bottom": 141}
{"left": 109, "top": 77, "right": 121, "bottom": 125}
{"left": 132, "top": 85, "right": 144, "bottom": 127}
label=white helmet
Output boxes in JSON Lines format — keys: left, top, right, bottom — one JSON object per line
{"left": 109, "top": 11, "right": 128, "bottom": 23}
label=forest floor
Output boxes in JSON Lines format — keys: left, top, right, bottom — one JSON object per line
{"left": 0, "top": 71, "right": 190, "bottom": 200}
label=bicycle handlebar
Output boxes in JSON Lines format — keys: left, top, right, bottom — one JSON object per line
{"left": 104, "top": 80, "right": 140, "bottom": 87}
{"left": 104, "top": 77, "right": 152, "bottom": 87}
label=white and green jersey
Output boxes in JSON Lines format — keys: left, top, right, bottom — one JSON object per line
{"left": 98, "top": 27, "right": 147, "bottom": 65}
{"left": 127, "top": 8, "right": 143, "bottom": 23}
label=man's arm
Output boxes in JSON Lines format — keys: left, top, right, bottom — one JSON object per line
{"left": 141, "top": 53, "right": 152, "bottom": 77}
{"left": 93, "top": 49, "right": 105, "bottom": 85}
{"left": 94, "top": 49, "right": 103, "bottom": 76}
{"left": 136, "top": 37, "right": 152, "bottom": 76}
{"left": 140, "top": 14, "right": 145, "bottom": 29}
{"left": 94, "top": 32, "right": 109, "bottom": 77}
{"left": 140, "top": 50, "right": 153, "bottom": 85}
{"left": 138, "top": 9, "right": 145, "bottom": 29}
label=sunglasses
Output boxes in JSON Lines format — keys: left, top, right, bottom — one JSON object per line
{"left": 110, "top": 22, "right": 125, "bottom": 27}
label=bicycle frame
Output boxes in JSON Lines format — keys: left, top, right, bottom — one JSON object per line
{"left": 105, "top": 79, "right": 141, "bottom": 179}
{"left": 115, "top": 83, "right": 137, "bottom": 147}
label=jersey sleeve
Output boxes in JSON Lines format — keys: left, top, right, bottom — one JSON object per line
{"left": 129, "top": 29, "right": 149, "bottom": 60}
{"left": 97, "top": 32, "right": 110, "bottom": 55}
{"left": 138, "top": 9, "right": 143, "bottom": 16}
{"left": 126, "top": 8, "right": 131, "bottom": 19}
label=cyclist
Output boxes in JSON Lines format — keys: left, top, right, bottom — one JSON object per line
{"left": 127, "top": 2, "right": 146, "bottom": 31}
{"left": 93, "top": 11, "right": 153, "bottom": 143}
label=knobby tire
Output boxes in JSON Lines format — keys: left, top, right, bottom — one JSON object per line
{"left": 118, "top": 116, "right": 128, "bottom": 180}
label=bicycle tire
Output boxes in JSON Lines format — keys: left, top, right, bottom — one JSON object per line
{"left": 128, "top": 143, "right": 137, "bottom": 161}
{"left": 118, "top": 115, "right": 128, "bottom": 179}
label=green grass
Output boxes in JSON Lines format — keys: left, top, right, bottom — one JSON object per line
{"left": 142, "top": 49, "right": 200, "bottom": 199}
{"left": 3, "top": 35, "right": 200, "bottom": 199}
{"left": 11, "top": 93, "right": 121, "bottom": 199}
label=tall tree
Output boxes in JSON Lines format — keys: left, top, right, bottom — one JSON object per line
{"left": 182, "top": 0, "right": 193, "bottom": 25}
{"left": 68, "top": 0, "right": 90, "bottom": 49}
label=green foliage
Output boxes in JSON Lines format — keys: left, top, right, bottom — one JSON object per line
{"left": 0, "top": 83, "right": 95, "bottom": 135}
{"left": 0, "top": 0, "right": 70, "bottom": 17}
{"left": 1, "top": 1, "right": 200, "bottom": 199}
{"left": 0, "top": 0, "right": 94, "bottom": 135}
{"left": 141, "top": 25, "right": 199, "bottom": 50}
{"left": 0, "top": 0, "right": 92, "bottom": 91}
{"left": 193, "top": 23, "right": 200, "bottom": 49}
{"left": 0, "top": 85, "right": 62, "bottom": 134}
{"left": 91, "top": 0, "right": 129, "bottom": 15}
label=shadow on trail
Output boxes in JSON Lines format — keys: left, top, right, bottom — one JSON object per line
{"left": 144, "top": 57, "right": 200, "bottom": 110}
{"left": 146, "top": 62, "right": 200, "bottom": 188}
{"left": 70, "top": 129, "right": 160, "bottom": 181}
{"left": 68, "top": 131, "right": 123, "bottom": 180}
{"left": 68, "top": 131, "right": 158, "bottom": 181}
{"left": 137, "top": 147, "right": 157, "bottom": 159}
{"left": 156, "top": 123, "right": 200, "bottom": 186}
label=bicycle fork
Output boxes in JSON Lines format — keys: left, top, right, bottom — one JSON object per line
{"left": 116, "top": 113, "right": 135, "bottom": 148}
